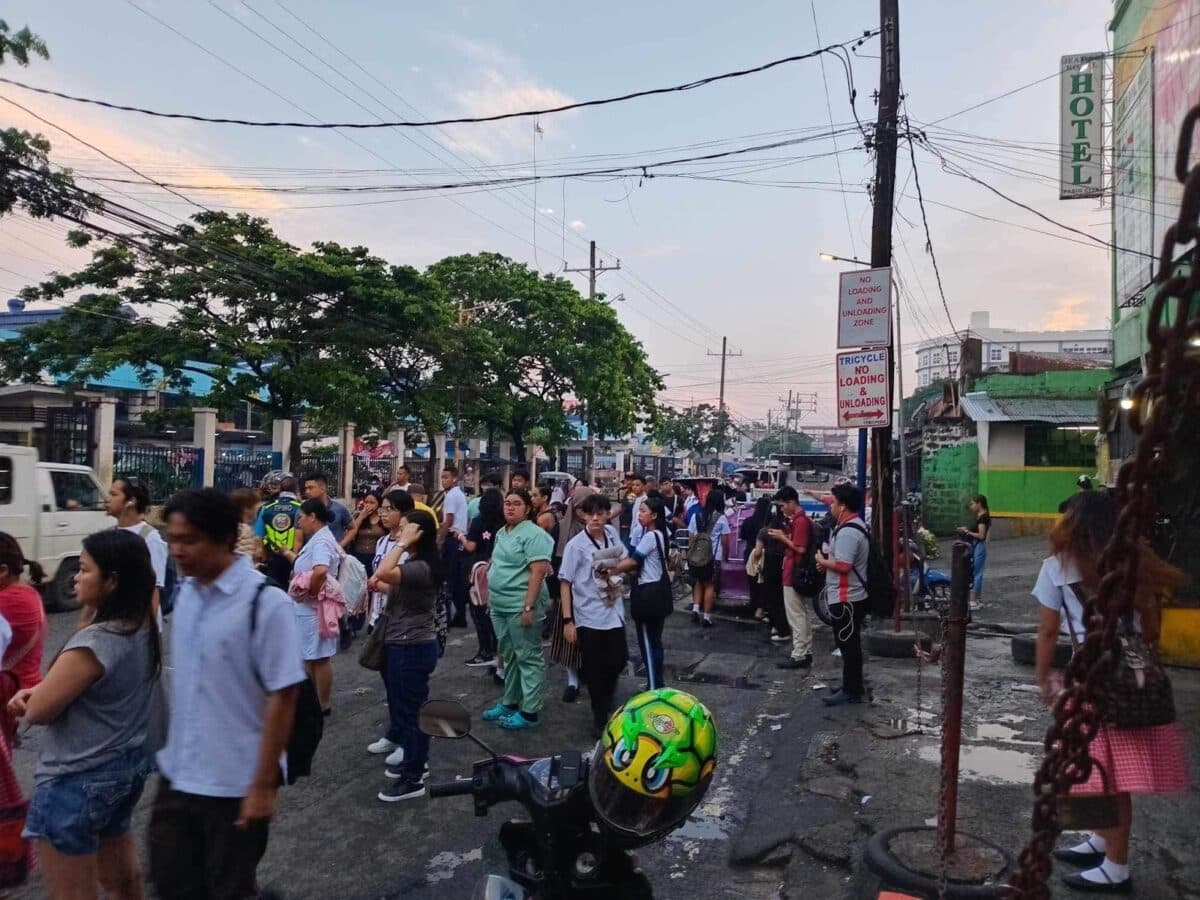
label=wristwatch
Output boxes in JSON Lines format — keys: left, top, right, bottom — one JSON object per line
{"left": 523, "top": 605, "right": 533, "bottom": 613}
{"left": 562, "top": 616, "right": 574, "bottom": 625}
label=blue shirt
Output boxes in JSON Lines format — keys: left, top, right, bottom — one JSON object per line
{"left": 157, "top": 554, "right": 305, "bottom": 798}
{"left": 325, "top": 499, "right": 354, "bottom": 542}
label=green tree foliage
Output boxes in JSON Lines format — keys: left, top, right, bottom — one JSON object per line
{"left": 424, "top": 253, "right": 661, "bottom": 460}
{"left": 0, "top": 212, "right": 388, "bottom": 461}
{"left": 0, "top": 22, "right": 94, "bottom": 224}
{"left": 751, "top": 428, "right": 813, "bottom": 458}
{"left": 652, "top": 403, "right": 732, "bottom": 456}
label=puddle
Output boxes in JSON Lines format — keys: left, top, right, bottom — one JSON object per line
{"left": 672, "top": 812, "right": 729, "bottom": 841}
{"left": 425, "top": 847, "right": 483, "bottom": 884}
{"left": 996, "top": 713, "right": 1031, "bottom": 725}
{"left": 916, "top": 744, "right": 1039, "bottom": 786}
{"left": 971, "top": 722, "right": 1041, "bottom": 745}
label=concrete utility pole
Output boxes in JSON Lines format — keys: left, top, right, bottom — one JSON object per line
{"left": 869, "top": 0, "right": 901, "bottom": 570}
{"left": 708, "top": 336, "right": 742, "bottom": 451}
{"left": 565, "top": 240, "right": 620, "bottom": 483}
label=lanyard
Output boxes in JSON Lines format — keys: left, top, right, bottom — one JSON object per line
{"left": 585, "top": 528, "right": 611, "bottom": 551}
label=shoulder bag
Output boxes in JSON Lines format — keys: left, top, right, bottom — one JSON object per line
{"left": 631, "top": 533, "right": 674, "bottom": 622}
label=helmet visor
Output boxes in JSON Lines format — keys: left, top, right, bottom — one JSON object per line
{"left": 588, "top": 746, "right": 710, "bottom": 843}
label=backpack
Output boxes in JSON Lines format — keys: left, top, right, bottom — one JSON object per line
{"left": 686, "top": 513, "right": 714, "bottom": 569}
{"left": 249, "top": 580, "right": 324, "bottom": 785}
{"left": 137, "top": 523, "right": 180, "bottom": 616}
{"left": 790, "top": 518, "right": 824, "bottom": 598}
{"left": 839, "top": 522, "right": 896, "bottom": 619}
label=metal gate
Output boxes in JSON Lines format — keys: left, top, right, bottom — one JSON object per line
{"left": 43, "top": 405, "right": 96, "bottom": 467}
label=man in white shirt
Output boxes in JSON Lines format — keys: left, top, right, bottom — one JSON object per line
{"left": 390, "top": 464, "right": 413, "bottom": 492}
{"left": 106, "top": 477, "right": 169, "bottom": 611}
{"left": 150, "top": 488, "right": 304, "bottom": 899}
{"left": 439, "top": 465, "right": 470, "bottom": 628}
{"left": 627, "top": 473, "right": 648, "bottom": 548}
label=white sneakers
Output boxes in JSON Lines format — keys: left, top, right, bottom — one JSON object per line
{"left": 385, "top": 746, "right": 405, "bottom": 768}
{"left": 367, "top": 738, "right": 398, "bottom": 755}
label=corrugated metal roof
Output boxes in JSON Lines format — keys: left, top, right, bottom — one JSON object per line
{"left": 960, "top": 392, "right": 1097, "bottom": 424}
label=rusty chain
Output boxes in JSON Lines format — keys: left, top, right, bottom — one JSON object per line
{"left": 1006, "top": 105, "right": 1200, "bottom": 898}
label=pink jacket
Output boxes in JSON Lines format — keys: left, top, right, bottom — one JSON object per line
{"left": 289, "top": 570, "right": 347, "bottom": 639}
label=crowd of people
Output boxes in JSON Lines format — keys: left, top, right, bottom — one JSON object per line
{"left": 0, "top": 458, "right": 1186, "bottom": 897}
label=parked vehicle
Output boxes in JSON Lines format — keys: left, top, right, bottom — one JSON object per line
{"left": 0, "top": 444, "right": 112, "bottom": 610}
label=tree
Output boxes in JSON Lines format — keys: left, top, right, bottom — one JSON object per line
{"left": 0, "top": 212, "right": 389, "bottom": 462}
{"left": 751, "top": 429, "right": 813, "bottom": 458}
{"left": 652, "top": 403, "right": 733, "bottom": 457}
{"left": 425, "top": 253, "right": 661, "bottom": 461}
{"left": 0, "top": 22, "right": 95, "bottom": 224}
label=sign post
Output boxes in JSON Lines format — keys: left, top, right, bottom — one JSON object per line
{"left": 837, "top": 267, "right": 893, "bottom": 349}
{"left": 1060, "top": 53, "right": 1106, "bottom": 200}
{"left": 836, "top": 349, "right": 891, "bottom": 430}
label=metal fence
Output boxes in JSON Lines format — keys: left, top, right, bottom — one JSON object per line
{"left": 113, "top": 444, "right": 202, "bottom": 504}
{"left": 297, "top": 454, "right": 341, "bottom": 494}
{"left": 213, "top": 449, "right": 276, "bottom": 495}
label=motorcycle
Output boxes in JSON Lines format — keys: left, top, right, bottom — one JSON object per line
{"left": 419, "top": 700, "right": 655, "bottom": 900}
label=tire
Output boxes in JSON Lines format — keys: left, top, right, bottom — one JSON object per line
{"left": 46, "top": 557, "right": 81, "bottom": 612}
{"left": 864, "top": 826, "right": 1012, "bottom": 898}
{"left": 866, "top": 628, "right": 932, "bottom": 658}
{"left": 810, "top": 587, "right": 834, "bottom": 626}
{"left": 1010, "top": 634, "right": 1072, "bottom": 668}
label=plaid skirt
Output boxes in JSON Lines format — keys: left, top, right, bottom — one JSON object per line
{"left": 1073, "top": 721, "right": 1190, "bottom": 795}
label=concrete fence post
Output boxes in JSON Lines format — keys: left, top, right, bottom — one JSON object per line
{"left": 193, "top": 407, "right": 218, "bottom": 488}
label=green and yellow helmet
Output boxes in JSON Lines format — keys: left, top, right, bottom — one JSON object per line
{"left": 588, "top": 688, "right": 717, "bottom": 845}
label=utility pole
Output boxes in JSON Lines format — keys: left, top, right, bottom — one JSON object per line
{"left": 865, "top": 0, "right": 901, "bottom": 574}
{"left": 565, "top": 239, "right": 621, "bottom": 483}
{"left": 708, "top": 336, "right": 742, "bottom": 453}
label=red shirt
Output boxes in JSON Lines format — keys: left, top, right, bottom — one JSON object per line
{"left": 781, "top": 513, "right": 813, "bottom": 585}
{"left": 0, "top": 582, "right": 45, "bottom": 689}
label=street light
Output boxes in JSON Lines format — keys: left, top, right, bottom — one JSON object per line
{"left": 819, "top": 251, "right": 871, "bottom": 266}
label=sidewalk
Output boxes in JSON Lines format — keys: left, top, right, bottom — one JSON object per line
{"left": 730, "top": 534, "right": 1200, "bottom": 898}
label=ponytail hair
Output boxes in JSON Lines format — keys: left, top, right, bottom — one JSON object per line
{"left": 0, "top": 532, "right": 44, "bottom": 586}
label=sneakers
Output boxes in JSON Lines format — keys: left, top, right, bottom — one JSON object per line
{"left": 367, "top": 738, "right": 398, "bottom": 755}
{"left": 691, "top": 608, "right": 701, "bottom": 624}
{"left": 777, "top": 655, "right": 813, "bottom": 670}
{"left": 385, "top": 746, "right": 405, "bottom": 767}
{"left": 969, "top": 601, "right": 982, "bottom": 612}
{"left": 492, "top": 671, "right": 506, "bottom": 687}
{"left": 769, "top": 631, "right": 791, "bottom": 643}
{"left": 701, "top": 617, "right": 714, "bottom": 629}
{"left": 499, "top": 710, "right": 539, "bottom": 730}
{"left": 822, "top": 690, "right": 864, "bottom": 707}
{"left": 378, "top": 778, "right": 426, "bottom": 802}
{"left": 482, "top": 702, "right": 517, "bottom": 722}
{"left": 562, "top": 685, "right": 580, "bottom": 704}
{"left": 465, "top": 653, "right": 497, "bottom": 668}
{"left": 385, "top": 763, "right": 430, "bottom": 781}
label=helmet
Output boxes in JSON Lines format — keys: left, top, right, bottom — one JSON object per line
{"left": 260, "top": 470, "right": 291, "bottom": 494}
{"left": 588, "top": 688, "right": 717, "bottom": 846}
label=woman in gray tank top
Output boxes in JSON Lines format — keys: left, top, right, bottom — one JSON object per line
{"left": 8, "top": 529, "right": 160, "bottom": 899}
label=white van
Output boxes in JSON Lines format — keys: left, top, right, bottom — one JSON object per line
{"left": 0, "top": 445, "right": 113, "bottom": 610}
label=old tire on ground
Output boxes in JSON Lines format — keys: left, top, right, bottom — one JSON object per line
{"left": 46, "top": 557, "right": 81, "bottom": 612}
{"left": 1010, "top": 634, "right": 1072, "bottom": 668}
{"left": 864, "top": 826, "right": 1012, "bottom": 898}
{"left": 866, "top": 628, "right": 932, "bottom": 658}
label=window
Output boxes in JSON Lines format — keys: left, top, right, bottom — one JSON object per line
{"left": 918, "top": 371, "right": 930, "bottom": 387}
{"left": 49, "top": 471, "right": 102, "bottom": 512}
{"left": 932, "top": 351, "right": 943, "bottom": 364}
{"left": 948, "top": 349, "right": 959, "bottom": 364}
{"left": 0, "top": 458, "right": 10, "bottom": 504}
{"left": 989, "top": 347, "right": 1003, "bottom": 362}
{"left": 1024, "top": 427, "right": 1097, "bottom": 469}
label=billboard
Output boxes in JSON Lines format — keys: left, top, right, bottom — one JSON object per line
{"left": 1154, "top": 0, "right": 1200, "bottom": 260}
{"left": 1114, "top": 52, "right": 1155, "bottom": 305}
{"left": 1060, "top": 53, "right": 1106, "bottom": 199}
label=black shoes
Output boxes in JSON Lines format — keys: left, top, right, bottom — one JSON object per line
{"left": 776, "top": 655, "right": 813, "bottom": 670}
{"left": 822, "top": 689, "right": 864, "bottom": 706}
{"left": 1054, "top": 848, "right": 1106, "bottom": 868}
{"left": 1060, "top": 872, "right": 1132, "bottom": 894}
{"left": 562, "top": 685, "right": 580, "bottom": 704}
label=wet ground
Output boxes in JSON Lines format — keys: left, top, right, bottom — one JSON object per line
{"left": 10, "top": 535, "right": 1200, "bottom": 898}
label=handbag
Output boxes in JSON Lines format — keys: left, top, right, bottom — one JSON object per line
{"left": 358, "top": 611, "right": 390, "bottom": 671}
{"left": 1065, "top": 585, "right": 1176, "bottom": 729}
{"left": 631, "top": 533, "right": 674, "bottom": 621}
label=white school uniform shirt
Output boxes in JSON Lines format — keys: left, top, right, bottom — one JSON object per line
{"left": 558, "top": 525, "right": 627, "bottom": 630}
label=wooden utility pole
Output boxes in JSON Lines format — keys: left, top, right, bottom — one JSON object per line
{"left": 870, "top": 0, "right": 901, "bottom": 568}
{"left": 708, "top": 336, "right": 742, "bottom": 451}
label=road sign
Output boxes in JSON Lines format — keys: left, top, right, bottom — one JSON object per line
{"left": 837, "top": 266, "right": 892, "bottom": 349}
{"left": 836, "top": 348, "right": 891, "bottom": 429}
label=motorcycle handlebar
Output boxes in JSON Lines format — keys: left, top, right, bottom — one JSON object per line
{"left": 426, "top": 778, "right": 476, "bottom": 799}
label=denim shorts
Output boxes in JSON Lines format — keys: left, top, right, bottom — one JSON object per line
{"left": 24, "top": 749, "right": 153, "bottom": 855}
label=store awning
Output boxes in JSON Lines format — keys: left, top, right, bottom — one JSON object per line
{"left": 960, "top": 392, "right": 1097, "bottom": 425}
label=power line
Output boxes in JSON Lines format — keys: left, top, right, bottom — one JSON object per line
{"left": 810, "top": 0, "right": 859, "bottom": 259}
{"left": 0, "top": 30, "right": 879, "bottom": 129}
{"left": 902, "top": 121, "right": 957, "bottom": 337}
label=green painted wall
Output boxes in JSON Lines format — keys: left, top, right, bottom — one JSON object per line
{"left": 972, "top": 370, "right": 1111, "bottom": 399}
{"left": 923, "top": 442, "right": 978, "bottom": 535}
{"left": 979, "top": 468, "right": 1079, "bottom": 517}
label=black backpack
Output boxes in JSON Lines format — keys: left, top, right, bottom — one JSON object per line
{"left": 249, "top": 581, "right": 324, "bottom": 785}
{"left": 790, "top": 519, "right": 824, "bottom": 597}
{"left": 838, "top": 522, "right": 896, "bottom": 619}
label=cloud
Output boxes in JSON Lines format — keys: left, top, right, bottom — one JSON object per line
{"left": 1042, "top": 295, "right": 1091, "bottom": 330}
{"left": 568, "top": 219, "right": 586, "bottom": 231}
{"left": 439, "top": 35, "right": 576, "bottom": 160}
{"left": 537, "top": 207, "right": 554, "bottom": 215}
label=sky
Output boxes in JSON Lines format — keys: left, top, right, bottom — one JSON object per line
{"left": 0, "top": 0, "right": 1115, "bottom": 431}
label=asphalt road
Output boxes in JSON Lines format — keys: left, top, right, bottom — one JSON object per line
{"left": 13, "top": 588, "right": 812, "bottom": 900}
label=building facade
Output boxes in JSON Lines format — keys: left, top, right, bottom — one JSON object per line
{"left": 914, "top": 311, "right": 1111, "bottom": 388}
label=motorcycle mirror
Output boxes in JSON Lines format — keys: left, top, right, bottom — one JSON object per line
{"left": 419, "top": 700, "right": 472, "bottom": 739}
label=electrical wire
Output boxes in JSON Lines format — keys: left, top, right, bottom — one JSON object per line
{"left": 810, "top": 0, "right": 858, "bottom": 260}
{"left": 0, "top": 30, "right": 879, "bottom": 129}
{"left": 901, "top": 120, "right": 957, "bottom": 337}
